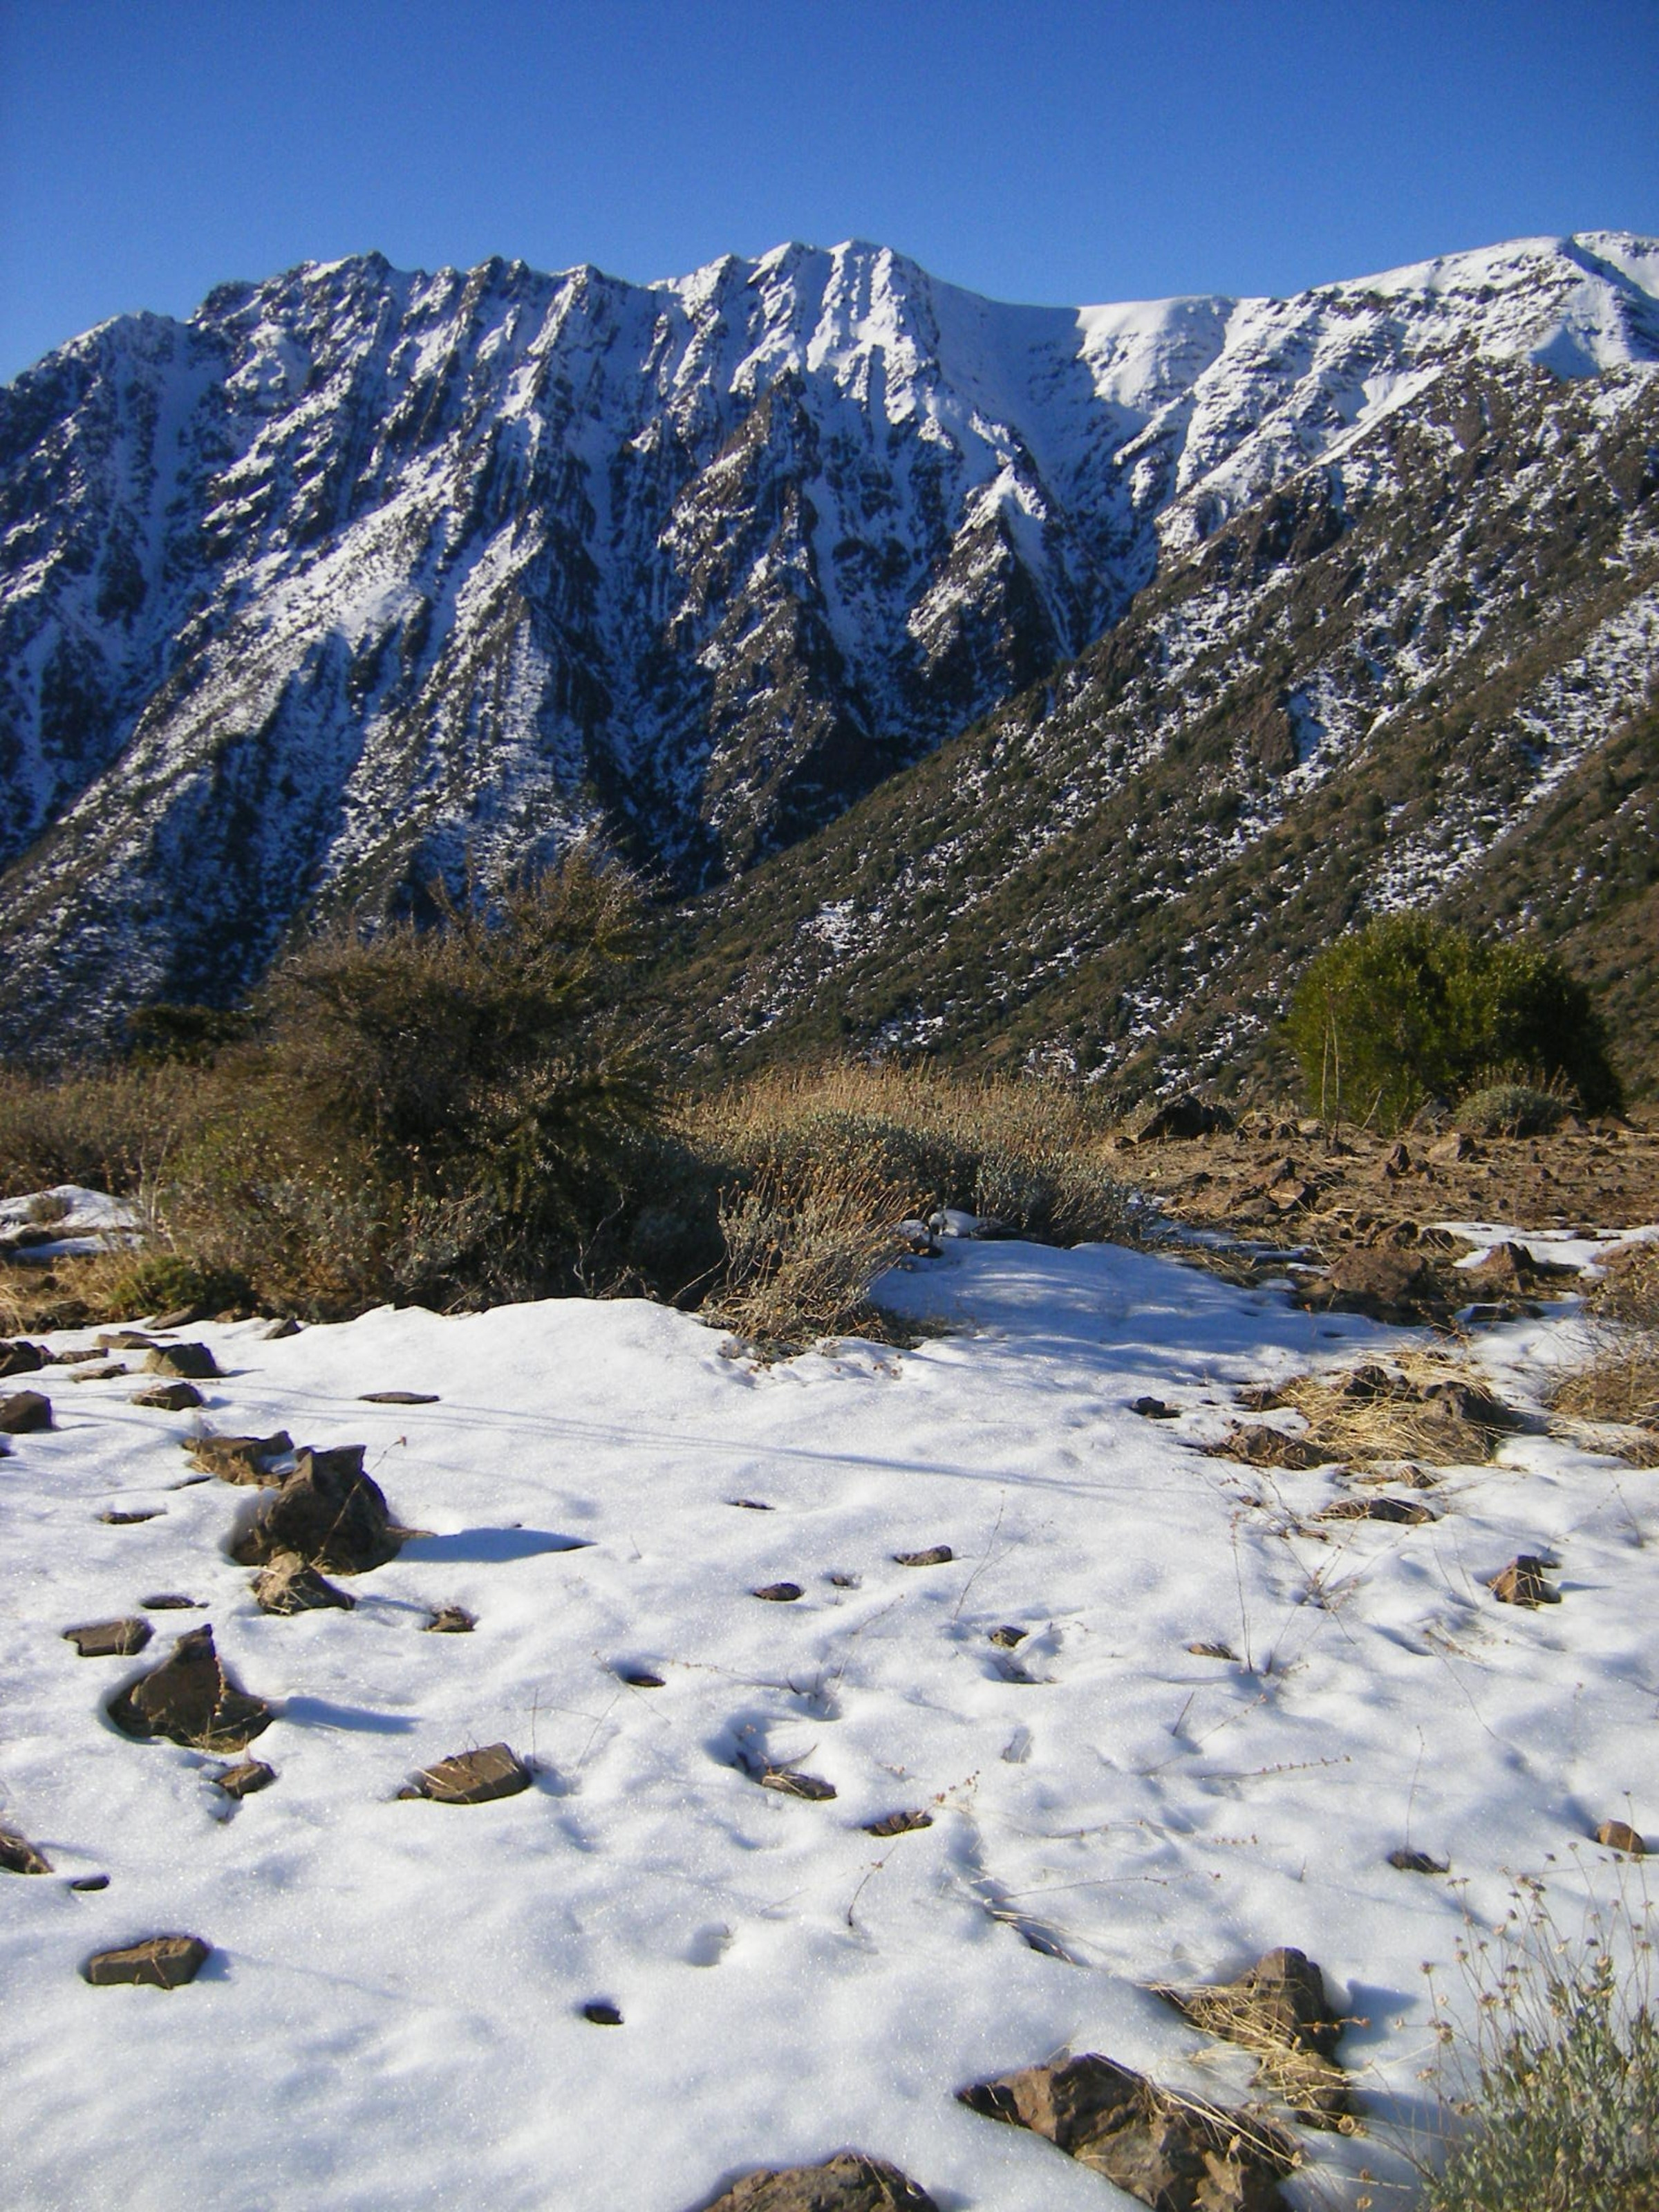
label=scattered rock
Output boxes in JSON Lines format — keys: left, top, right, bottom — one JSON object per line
{"left": 757, "top": 1767, "right": 836, "bottom": 1801}
{"left": 863, "top": 1809, "right": 933, "bottom": 1837}
{"left": 1320, "top": 1248, "right": 1448, "bottom": 1323}
{"left": 691, "top": 2151, "right": 939, "bottom": 2212}
{"left": 252, "top": 1553, "right": 355, "bottom": 1614}
{"left": 213, "top": 1759, "right": 276, "bottom": 1800}
{"left": 0, "top": 1389, "right": 53, "bottom": 1432}
{"left": 150, "top": 1304, "right": 207, "bottom": 1329}
{"left": 100, "top": 1331, "right": 160, "bottom": 1351}
{"left": 106, "top": 1624, "right": 272, "bottom": 1750}
{"left": 1489, "top": 1555, "right": 1561, "bottom": 1606}
{"left": 406, "top": 1743, "right": 532, "bottom": 1804}
{"left": 1387, "top": 1847, "right": 1449, "bottom": 1874}
{"left": 1317, "top": 1496, "right": 1436, "bottom": 1525}
{"left": 187, "top": 1430, "right": 294, "bottom": 1484}
{"left": 64, "top": 1618, "right": 152, "bottom": 1658}
{"left": 1215, "top": 1425, "right": 1325, "bottom": 1470}
{"left": 753, "top": 1582, "right": 803, "bottom": 1602}
{"left": 988, "top": 1625, "right": 1029, "bottom": 1648}
{"left": 359, "top": 1389, "right": 440, "bottom": 1404}
{"left": 0, "top": 1339, "right": 46, "bottom": 1378}
{"left": 69, "top": 1362, "right": 126, "bottom": 1382}
{"left": 1132, "top": 1396, "right": 1179, "bottom": 1420}
{"left": 1235, "top": 1382, "right": 1286, "bottom": 1411}
{"left": 619, "top": 1667, "right": 664, "bottom": 1687}
{"left": 1595, "top": 1819, "right": 1647, "bottom": 1856}
{"left": 1136, "top": 1093, "right": 1235, "bottom": 1143}
{"left": 1420, "top": 1379, "right": 1526, "bottom": 1433}
{"left": 131, "top": 1381, "right": 205, "bottom": 1411}
{"left": 729, "top": 1497, "right": 773, "bottom": 1510}
{"left": 957, "top": 2052, "right": 1294, "bottom": 2210}
{"left": 423, "top": 1606, "right": 476, "bottom": 1635}
{"left": 232, "top": 1445, "right": 400, "bottom": 1574}
{"left": 1331, "top": 1363, "right": 1406, "bottom": 1402}
{"left": 141, "top": 1593, "right": 201, "bottom": 1610}
{"left": 100, "top": 1507, "right": 162, "bottom": 1525}
{"left": 259, "top": 1317, "right": 300, "bottom": 1340}
{"left": 82, "top": 1935, "right": 210, "bottom": 1989}
{"left": 142, "top": 1342, "right": 220, "bottom": 1380}
{"left": 827, "top": 1571, "right": 859, "bottom": 1588}
{"left": 892, "top": 1545, "right": 953, "bottom": 1566}
{"left": 69, "top": 1873, "right": 109, "bottom": 1891}
{"left": 0, "top": 1826, "right": 52, "bottom": 1875}
{"left": 1187, "top": 1640, "right": 1239, "bottom": 1660}
{"left": 1382, "top": 1141, "right": 1412, "bottom": 1176}
{"left": 1427, "top": 1131, "right": 1478, "bottom": 1165}
{"left": 1157, "top": 1947, "right": 1349, "bottom": 2126}
{"left": 583, "top": 1999, "right": 624, "bottom": 2025}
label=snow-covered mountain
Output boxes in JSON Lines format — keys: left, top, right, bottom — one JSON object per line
{"left": 2, "top": 232, "right": 1658, "bottom": 1040}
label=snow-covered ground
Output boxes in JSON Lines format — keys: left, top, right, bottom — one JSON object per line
{"left": 2, "top": 1229, "right": 1654, "bottom": 2210}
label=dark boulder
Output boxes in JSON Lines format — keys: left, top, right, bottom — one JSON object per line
{"left": 106, "top": 1624, "right": 272, "bottom": 1750}
{"left": 232, "top": 1445, "right": 400, "bottom": 1573}
{"left": 82, "top": 1935, "right": 210, "bottom": 1988}
{"left": 690, "top": 2153, "right": 939, "bottom": 2211}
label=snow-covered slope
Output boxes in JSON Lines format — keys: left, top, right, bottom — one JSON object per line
{"left": 1, "top": 232, "right": 1656, "bottom": 1036}
{"left": 2, "top": 1229, "right": 1655, "bottom": 2208}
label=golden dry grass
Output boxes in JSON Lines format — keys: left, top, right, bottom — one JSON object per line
{"left": 1273, "top": 1350, "right": 1510, "bottom": 1468}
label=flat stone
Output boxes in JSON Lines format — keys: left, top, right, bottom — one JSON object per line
{"left": 131, "top": 1381, "right": 205, "bottom": 1411}
{"left": 691, "top": 2152, "right": 939, "bottom": 2211}
{"left": 893, "top": 1545, "right": 953, "bottom": 1566}
{"left": 0, "top": 1389, "right": 53, "bottom": 1432}
{"left": 82, "top": 1935, "right": 210, "bottom": 1989}
{"left": 753, "top": 1582, "right": 803, "bottom": 1602}
{"left": 618, "top": 1667, "right": 663, "bottom": 1687}
{"left": 252, "top": 1554, "right": 355, "bottom": 1614}
{"left": 188, "top": 1431, "right": 293, "bottom": 1484}
{"left": 69, "top": 1362, "right": 126, "bottom": 1382}
{"left": 422, "top": 1605, "right": 476, "bottom": 1634}
{"left": 988, "top": 1625, "right": 1028, "bottom": 1647}
{"left": 1489, "top": 1555, "right": 1561, "bottom": 1606}
{"left": 583, "top": 2000, "right": 624, "bottom": 2025}
{"left": 756, "top": 1765, "right": 836, "bottom": 1801}
{"left": 150, "top": 1305, "right": 207, "bottom": 1329}
{"left": 958, "top": 2052, "right": 1294, "bottom": 2210}
{"left": 1388, "top": 1847, "right": 1449, "bottom": 1874}
{"left": 863, "top": 1809, "right": 933, "bottom": 1837}
{"left": 1595, "top": 1819, "right": 1647, "bottom": 1856}
{"left": 106, "top": 1624, "right": 272, "bottom": 1750}
{"left": 214, "top": 1759, "right": 276, "bottom": 1799}
{"left": 64, "top": 1618, "right": 152, "bottom": 1658}
{"left": 259, "top": 1317, "right": 300, "bottom": 1339}
{"left": 99, "top": 1331, "right": 160, "bottom": 1351}
{"left": 100, "top": 1507, "right": 162, "bottom": 1524}
{"left": 140, "top": 1593, "right": 202, "bottom": 1610}
{"left": 68, "top": 1873, "right": 109, "bottom": 1891}
{"left": 142, "top": 1342, "right": 220, "bottom": 1380}
{"left": 1132, "top": 1396, "right": 1179, "bottom": 1420}
{"left": 359, "top": 1389, "right": 440, "bottom": 1404}
{"left": 1318, "top": 1496, "right": 1436, "bottom": 1525}
{"left": 1217, "top": 1424, "right": 1324, "bottom": 1470}
{"left": 1187, "top": 1640, "right": 1239, "bottom": 1660}
{"left": 411, "top": 1743, "right": 531, "bottom": 1804}
{"left": 0, "top": 1826, "right": 52, "bottom": 1875}
{"left": 232, "top": 1444, "right": 400, "bottom": 1573}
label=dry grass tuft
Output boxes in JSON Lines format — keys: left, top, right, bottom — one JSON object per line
{"left": 709, "top": 1155, "right": 912, "bottom": 1353}
{"left": 1548, "top": 1243, "right": 1659, "bottom": 1450}
{"left": 1152, "top": 1978, "right": 1353, "bottom": 2131}
{"left": 1273, "top": 1351, "right": 1512, "bottom": 1468}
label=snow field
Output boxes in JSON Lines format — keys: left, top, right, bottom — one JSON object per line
{"left": 1, "top": 1232, "right": 1655, "bottom": 2209}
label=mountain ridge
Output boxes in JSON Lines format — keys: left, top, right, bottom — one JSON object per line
{"left": 1, "top": 230, "right": 1656, "bottom": 1057}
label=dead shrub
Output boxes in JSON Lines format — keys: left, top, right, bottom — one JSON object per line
{"left": 710, "top": 1154, "right": 910, "bottom": 1353}
{"left": 1549, "top": 1243, "right": 1659, "bottom": 1444}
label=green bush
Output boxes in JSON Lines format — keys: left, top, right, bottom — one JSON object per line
{"left": 1285, "top": 916, "right": 1621, "bottom": 1132}
{"left": 1456, "top": 1080, "right": 1573, "bottom": 1138}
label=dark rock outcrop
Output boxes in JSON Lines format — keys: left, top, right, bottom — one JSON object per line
{"left": 107, "top": 1624, "right": 272, "bottom": 1750}
{"left": 232, "top": 1445, "right": 400, "bottom": 1573}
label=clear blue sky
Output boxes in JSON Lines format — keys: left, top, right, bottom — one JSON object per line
{"left": 2, "top": 0, "right": 1656, "bottom": 383}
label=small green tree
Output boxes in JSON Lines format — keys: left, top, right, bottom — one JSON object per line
{"left": 1285, "top": 915, "right": 1620, "bottom": 1132}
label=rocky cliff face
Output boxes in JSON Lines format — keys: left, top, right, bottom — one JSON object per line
{"left": 1, "top": 232, "right": 1657, "bottom": 1043}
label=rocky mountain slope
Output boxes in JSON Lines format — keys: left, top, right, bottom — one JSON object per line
{"left": 1, "top": 232, "right": 1656, "bottom": 1052}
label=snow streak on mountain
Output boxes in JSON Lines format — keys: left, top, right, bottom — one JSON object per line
{"left": 1, "top": 232, "right": 1658, "bottom": 1038}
